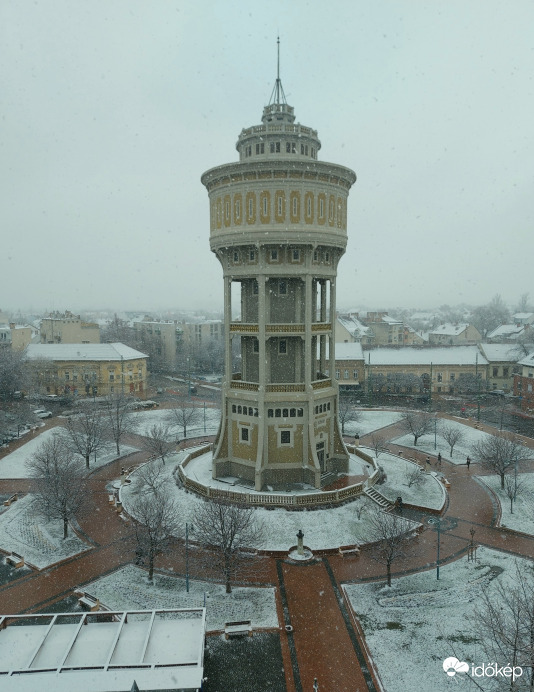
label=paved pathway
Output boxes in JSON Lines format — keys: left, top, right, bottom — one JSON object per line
{"left": 1, "top": 414, "right": 534, "bottom": 691}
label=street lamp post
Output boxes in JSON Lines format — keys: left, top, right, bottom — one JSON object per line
{"left": 434, "top": 413, "right": 438, "bottom": 450}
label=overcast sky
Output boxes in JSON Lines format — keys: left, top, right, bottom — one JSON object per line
{"left": 1, "top": 0, "right": 533, "bottom": 315}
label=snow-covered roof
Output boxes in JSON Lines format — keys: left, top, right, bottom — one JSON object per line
{"left": 486, "top": 324, "right": 525, "bottom": 340}
{"left": 0, "top": 609, "right": 205, "bottom": 692}
{"left": 518, "top": 352, "right": 534, "bottom": 368}
{"left": 337, "top": 315, "right": 370, "bottom": 338}
{"left": 479, "top": 343, "right": 520, "bottom": 362}
{"left": 429, "top": 323, "right": 469, "bottom": 336}
{"left": 328, "top": 342, "right": 365, "bottom": 361}
{"left": 365, "top": 346, "right": 487, "bottom": 366}
{"left": 513, "top": 312, "right": 534, "bottom": 320}
{"left": 26, "top": 343, "right": 148, "bottom": 362}
{"left": 381, "top": 314, "right": 402, "bottom": 325}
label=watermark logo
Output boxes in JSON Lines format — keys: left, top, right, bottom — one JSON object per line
{"left": 443, "top": 657, "right": 469, "bottom": 677}
{"left": 443, "top": 657, "right": 523, "bottom": 682}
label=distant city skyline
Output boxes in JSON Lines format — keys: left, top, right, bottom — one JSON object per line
{"left": 2, "top": 1, "right": 533, "bottom": 313}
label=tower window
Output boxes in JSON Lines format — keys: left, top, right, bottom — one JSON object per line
{"left": 233, "top": 251, "right": 239, "bottom": 263}
{"left": 253, "top": 280, "right": 259, "bottom": 294}
{"left": 270, "top": 249, "right": 278, "bottom": 261}
{"left": 255, "top": 143, "right": 264, "bottom": 154}
{"left": 275, "top": 409, "right": 281, "bottom": 417}
{"left": 292, "top": 249, "right": 300, "bottom": 261}
{"left": 268, "top": 408, "right": 274, "bottom": 417}
{"left": 283, "top": 408, "right": 288, "bottom": 418}
{"left": 253, "top": 339, "right": 259, "bottom": 353}
{"left": 279, "top": 339, "right": 287, "bottom": 355}
{"left": 290, "top": 408, "right": 296, "bottom": 417}
{"left": 280, "top": 430, "right": 291, "bottom": 445}
{"left": 286, "top": 142, "right": 291, "bottom": 153}
{"left": 241, "top": 427, "right": 249, "bottom": 442}
{"left": 279, "top": 280, "right": 287, "bottom": 295}
{"left": 249, "top": 250, "right": 256, "bottom": 261}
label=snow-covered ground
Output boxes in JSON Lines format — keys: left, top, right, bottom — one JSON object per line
{"left": 122, "top": 451, "right": 433, "bottom": 550}
{"left": 0, "top": 494, "right": 90, "bottom": 569}
{"left": 478, "top": 472, "right": 534, "bottom": 535}
{"left": 131, "top": 408, "right": 221, "bottom": 438}
{"left": 0, "top": 428, "right": 138, "bottom": 479}
{"left": 376, "top": 453, "right": 445, "bottom": 510}
{"left": 344, "top": 548, "right": 533, "bottom": 691}
{"left": 345, "top": 410, "right": 402, "bottom": 437}
{"left": 393, "top": 418, "right": 496, "bottom": 465}
{"left": 83, "top": 564, "right": 278, "bottom": 632}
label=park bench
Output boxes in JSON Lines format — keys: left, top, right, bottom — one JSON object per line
{"left": 224, "top": 620, "right": 252, "bottom": 639}
{"left": 3, "top": 494, "right": 18, "bottom": 507}
{"left": 338, "top": 544, "right": 360, "bottom": 557}
{"left": 77, "top": 591, "right": 100, "bottom": 612}
{"left": 6, "top": 552, "right": 24, "bottom": 568}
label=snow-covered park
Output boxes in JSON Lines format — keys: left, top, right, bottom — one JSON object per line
{"left": 0, "top": 494, "right": 90, "bottom": 569}
{"left": 344, "top": 548, "right": 533, "bottom": 691}
{"left": 0, "top": 427, "right": 138, "bottom": 479}
{"left": 478, "top": 472, "right": 534, "bottom": 534}
{"left": 393, "top": 417, "right": 499, "bottom": 465}
{"left": 84, "top": 565, "right": 278, "bottom": 632}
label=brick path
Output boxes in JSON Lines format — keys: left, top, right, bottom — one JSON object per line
{"left": 1, "top": 417, "right": 534, "bottom": 690}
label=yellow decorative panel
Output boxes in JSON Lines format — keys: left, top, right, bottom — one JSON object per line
{"left": 216, "top": 197, "right": 222, "bottom": 230}
{"left": 317, "top": 193, "right": 326, "bottom": 225}
{"left": 260, "top": 191, "right": 271, "bottom": 224}
{"left": 328, "top": 195, "right": 336, "bottom": 227}
{"left": 337, "top": 197, "right": 343, "bottom": 229}
{"left": 246, "top": 192, "right": 256, "bottom": 225}
{"left": 233, "top": 193, "right": 242, "bottom": 226}
{"left": 224, "top": 195, "right": 231, "bottom": 228}
{"left": 304, "top": 191, "right": 314, "bottom": 225}
{"left": 290, "top": 191, "right": 301, "bottom": 223}
{"left": 274, "top": 190, "right": 286, "bottom": 223}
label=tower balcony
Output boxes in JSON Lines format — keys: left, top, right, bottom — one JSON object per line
{"left": 229, "top": 322, "right": 332, "bottom": 335}
{"left": 229, "top": 373, "right": 332, "bottom": 393}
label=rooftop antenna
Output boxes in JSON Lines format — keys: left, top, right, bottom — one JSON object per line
{"left": 268, "top": 36, "right": 287, "bottom": 106}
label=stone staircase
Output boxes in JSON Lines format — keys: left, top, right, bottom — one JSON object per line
{"left": 320, "top": 471, "right": 337, "bottom": 488}
{"left": 364, "top": 485, "right": 394, "bottom": 509}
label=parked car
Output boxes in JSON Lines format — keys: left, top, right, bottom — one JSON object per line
{"left": 33, "top": 409, "right": 52, "bottom": 419}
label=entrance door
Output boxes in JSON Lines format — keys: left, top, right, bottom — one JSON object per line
{"left": 316, "top": 442, "right": 325, "bottom": 472}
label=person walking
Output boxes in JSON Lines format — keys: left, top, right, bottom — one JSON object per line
{"left": 437, "top": 452, "right": 442, "bottom": 469}
{"left": 425, "top": 456, "right": 431, "bottom": 470}
{"left": 466, "top": 456, "right": 471, "bottom": 470}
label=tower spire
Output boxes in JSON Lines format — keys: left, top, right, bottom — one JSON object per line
{"left": 268, "top": 36, "right": 287, "bottom": 106}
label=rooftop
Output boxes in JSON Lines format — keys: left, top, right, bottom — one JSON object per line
{"left": 26, "top": 343, "right": 148, "bottom": 362}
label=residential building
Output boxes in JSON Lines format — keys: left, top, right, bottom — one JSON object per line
{"left": 26, "top": 343, "right": 148, "bottom": 398}
{"left": 478, "top": 343, "right": 520, "bottom": 392}
{"left": 428, "top": 323, "right": 481, "bottom": 345}
{"left": 335, "top": 313, "right": 372, "bottom": 344}
{"left": 486, "top": 323, "right": 532, "bottom": 342}
{"left": 365, "top": 346, "right": 488, "bottom": 394}
{"left": 513, "top": 312, "right": 534, "bottom": 326}
{"left": 201, "top": 66, "right": 356, "bottom": 490}
{"left": 9, "top": 324, "right": 37, "bottom": 350}
{"left": 513, "top": 352, "right": 534, "bottom": 412}
{"left": 323, "top": 342, "right": 365, "bottom": 390}
{"left": 360, "top": 312, "right": 404, "bottom": 346}
{"left": 40, "top": 310, "right": 100, "bottom": 344}
{"left": 133, "top": 319, "right": 183, "bottom": 370}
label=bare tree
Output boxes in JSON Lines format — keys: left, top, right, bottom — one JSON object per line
{"left": 133, "top": 459, "right": 172, "bottom": 496}
{"left": 471, "top": 431, "right": 531, "bottom": 489}
{"left": 63, "top": 405, "right": 107, "bottom": 468}
{"left": 504, "top": 474, "right": 525, "bottom": 514}
{"left": 0, "top": 348, "right": 27, "bottom": 401}
{"left": 103, "top": 393, "right": 136, "bottom": 455}
{"left": 365, "top": 508, "right": 416, "bottom": 587}
{"left": 129, "top": 488, "right": 180, "bottom": 582}
{"left": 399, "top": 411, "right": 434, "bottom": 446}
{"left": 337, "top": 392, "right": 362, "bottom": 435}
{"left": 27, "top": 432, "right": 87, "bottom": 539}
{"left": 440, "top": 424, "right": 465, "bottom": 457}
{"left": 142, "top": 423, "right": 174, "bottom": 464}
{"left": 192, "top": 500, "right": 264, "bottom": 593}
{"left": 405, "top": 464, "right": 424, "bottom": 488}
{"left": 166, "top": 398, "right": 202, "bottom": 441}
{"left": 369, "top": 432, "right": 389, "bottom": 458}
{"left": 475, "top": 561, "right": 534, "bottom": 690}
